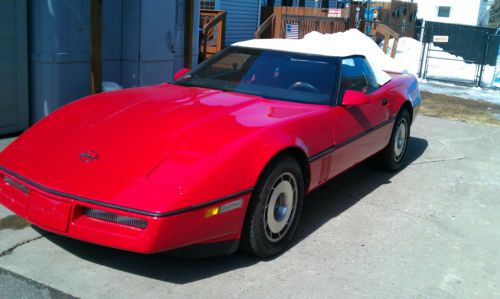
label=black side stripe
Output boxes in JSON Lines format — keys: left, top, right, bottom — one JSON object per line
{"left": 308, "top": 117, "right": 395, "bottom": 162}
{"left": 0, "top": 165, "right": 253, "bottom": 218}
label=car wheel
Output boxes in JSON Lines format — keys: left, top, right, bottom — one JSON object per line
{"left": 241, "top": 156, "right": 304, "bottom": 258}
{"left": 376, "top": 109, "right": 411, "bottom": 171}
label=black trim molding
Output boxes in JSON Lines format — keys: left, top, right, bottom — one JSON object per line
{"left": 0, "top": 165, "right": 253, "bottom": 218}
{"left": 308, "top": 117, "right": 395, "bottom": 162}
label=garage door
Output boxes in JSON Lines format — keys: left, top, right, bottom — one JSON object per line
{"left": 0, "top": 0, "right": 28, "bottom": 135}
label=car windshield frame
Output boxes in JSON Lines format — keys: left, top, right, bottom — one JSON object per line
{"left": 173, "top": 46, "right": 341, "bottom": 106}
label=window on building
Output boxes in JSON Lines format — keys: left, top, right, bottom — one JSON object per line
{"left": 322, "top": 0, "right": 329, "bottom": 8}
{"left": 201, "top": 0, "right": 216, "bottom": 10}
{"left": 281, "top": 0, "right": 294, "bottom": 6}
{"left": 437, "top": 6, "right": 451, "bottom": 18}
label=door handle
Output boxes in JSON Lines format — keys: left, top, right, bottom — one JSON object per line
{"left": 381, "top": 99, "right": 388, "bottom": 106}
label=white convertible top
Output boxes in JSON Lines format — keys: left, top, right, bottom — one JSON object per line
{"left": 233, "top": 29, "right": 407, "bottom": 86}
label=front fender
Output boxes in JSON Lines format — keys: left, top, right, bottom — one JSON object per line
{"left": 148, "top": 110, "right": 333, "bottom": 213}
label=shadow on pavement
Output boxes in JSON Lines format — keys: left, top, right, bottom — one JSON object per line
{"left": 41, "top": 137, "right": 428, "bottom": 284}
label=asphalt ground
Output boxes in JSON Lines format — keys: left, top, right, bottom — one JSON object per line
{"left": 0, "top": 115, "right": 499, "bottom": 298}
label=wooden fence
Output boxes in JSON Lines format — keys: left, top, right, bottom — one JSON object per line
{"left": 257, "top": 6, "right": 348, "bottom": 39}
{"left": 368, "top": 1, "right": 418, "bottom": 37}
{"left": 255, "top": 5, "right": 404, "bottom": 58}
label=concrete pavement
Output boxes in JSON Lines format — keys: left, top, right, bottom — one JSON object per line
{"left": 0, "top": 115, "right": 499, "bottom": 298}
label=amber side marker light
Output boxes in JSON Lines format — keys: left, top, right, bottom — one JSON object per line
{"left": 84, "top": 208, "right": 148, "bottom": 229}
{"left": 3, "top": 176, "right": 30, "bottom": 194}
{"left": 204, "top": 198, "right": 243, "bottom": 218}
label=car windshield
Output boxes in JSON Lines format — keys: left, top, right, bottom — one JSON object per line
{"left": 174, "top": 47, "right": 340, "bottom": 105}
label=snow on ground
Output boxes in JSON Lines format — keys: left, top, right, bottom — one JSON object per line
{"left": 385, "top": 37, "right": 499, "bottom": 104}
{"left": 419, "top": 80, "right": 500, "bottom": 105}
{"left": 386, "top": 38, "right": 496, "bottom": 85}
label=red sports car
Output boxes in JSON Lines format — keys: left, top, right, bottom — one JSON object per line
{"left": 0, "top": 40, "right": 420, "bottom": 258}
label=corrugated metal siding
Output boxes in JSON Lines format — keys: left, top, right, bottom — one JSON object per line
{"left": 220, "top": 0, "right": 260, "bottom": 45}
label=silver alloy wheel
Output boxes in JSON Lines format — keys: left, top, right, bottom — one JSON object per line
{"left": 394, "top": 118, "right": 408, "bottom": 161}
{"left": 263, "top": 172, "right": 298, "bottom": 243}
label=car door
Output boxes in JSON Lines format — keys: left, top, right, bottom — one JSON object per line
{"left": 325, "top": 56, "right": 392, "bottom": 178}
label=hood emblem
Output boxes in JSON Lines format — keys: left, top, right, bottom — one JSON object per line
{"left": 80, "top": 150, "right": 99, "bottom": 163}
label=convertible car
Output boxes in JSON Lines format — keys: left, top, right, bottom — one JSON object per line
{"left": 0, "top": 38, "right": 420, "bottom": 258}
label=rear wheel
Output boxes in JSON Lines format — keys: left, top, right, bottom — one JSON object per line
{"left": 241, "top": 156, "right": 304, "bottom": 258}
{"left": 375, "top": 109, "right": 411, "bottom": 171}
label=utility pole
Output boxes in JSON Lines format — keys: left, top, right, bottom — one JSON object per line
{"left": 184, "top": 0, "right": 195, "bottom": 68}
{"left": 91, "top": 0, "right": 102, "bottom": 94}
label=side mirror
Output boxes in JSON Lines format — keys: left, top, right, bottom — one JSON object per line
{"left": 342, "top": 90, "right": 369, "bottom": 106}
{"left": 173, "top": 68, "right": 190, "bottom": 81}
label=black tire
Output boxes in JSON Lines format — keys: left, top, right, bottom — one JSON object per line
{"left": 375, "top": 109, "right": 411, "bottom": 171}
{"left": 241, "top": 156, "right": 304, "bottom": 258}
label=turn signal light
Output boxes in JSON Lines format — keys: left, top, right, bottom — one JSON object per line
{"left": 205, "top": 206, "right": 219, "bottom": 218}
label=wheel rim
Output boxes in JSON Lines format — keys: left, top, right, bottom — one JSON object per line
{"left": 263, "top": 172, "right": 298, "bottom": 243}
{"left": 394, "top": 118, "right": 408, "bottom": 161}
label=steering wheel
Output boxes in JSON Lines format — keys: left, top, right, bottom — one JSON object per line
{"left": 288, "top": 81, "right": 319, "bottom": 93}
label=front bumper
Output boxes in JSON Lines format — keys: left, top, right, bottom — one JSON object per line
{"left": 0, "top": 169, "right": 251, "bottom": 254}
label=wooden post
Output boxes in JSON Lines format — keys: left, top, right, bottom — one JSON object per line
{"left": 274, "top": 7, "right": 282, "bottom": 38}
{"left": 90, "top": 0, "right": 102, "bottom": 94}
{"left": 219, "top": 12, "right": 226, "bottom": 50}
{"left": 184, "top": 0, "right": 194, "bottom": 68}
{"left": 390, "top": 38, "right": 399, "bottom": 58}
{"left": 216, "top": 17, "right": 222, "bottom": 53}
{"left": 382, "top": 33, "right": 390, "bottom": 54}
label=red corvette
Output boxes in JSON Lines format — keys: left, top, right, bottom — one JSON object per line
{"left": 0, "top": 41, "right": 420, "bottom": 257}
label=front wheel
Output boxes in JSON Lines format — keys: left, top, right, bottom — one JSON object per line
{"left": 241, "top": 156, "right": 304, "bottom": 258}
{"left": 375, "top": 109, "right": 411, "bottom": 171}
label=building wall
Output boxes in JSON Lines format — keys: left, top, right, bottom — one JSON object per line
{"left": 122, "top": 0, "right": 178, "bottom": 87}
{"left": 28, "top": 0, "right": 198, "bottom": 123}
{"left": 220, "top": 0, "right": 260, "bottom": 45}
{"left": 415, "top": 0, "right": 482, "bottom": 26}
{"left": 218, "top": 0, "right": 338, "bottom": 46}
{"left": 478, "top": 0, "right": 495, "bottom": 27}
{"left": 29, "top": 0, "right": 94, "bottom": 122}
{"left": 0, "top": 0, "right": 28, "bottom": 135}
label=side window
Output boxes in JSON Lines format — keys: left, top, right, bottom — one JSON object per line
{"left": 339, "top": 57, "right": 379, "bottom": 99}
{"left": 360, "top": 59, "right": 379, "bottom": 93}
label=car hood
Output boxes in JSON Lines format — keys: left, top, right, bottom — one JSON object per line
{"left": 5, "top": 84, "right": 315, "bottom": 181}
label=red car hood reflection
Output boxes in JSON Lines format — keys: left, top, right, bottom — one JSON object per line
{"left": 7, "top": 84, "right": 316, "bottom": 181}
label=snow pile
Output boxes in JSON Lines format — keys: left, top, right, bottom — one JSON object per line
{"left": 102, "top": 81, "right": 122, "bottom": 92}
{"left": 385, "top": 37, "right": 423, "bottom": 75}
{"left": 234, "top": 29, "right": 409, "bottom": 85}
{"left": 302, "top": 29, "right": 406, "bottom": 75}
